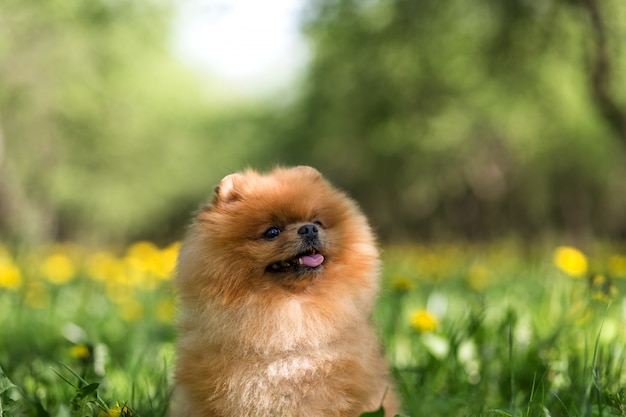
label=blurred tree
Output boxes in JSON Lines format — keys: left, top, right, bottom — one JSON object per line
{"left": 1, "top": 0, "right": 625, "bottom": 244}
{"left": 264, "top": 0, "right": 626, "bottom": 241}
{"left": 576, "top": 0, "right": 626, "bottom": 143}
{"left": 0, "top": 0, "right": 259, "bottom": 244}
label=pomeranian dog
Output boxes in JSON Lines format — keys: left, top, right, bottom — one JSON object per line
{"left": 172, "top": 166, "right": 398, "bottom": 417}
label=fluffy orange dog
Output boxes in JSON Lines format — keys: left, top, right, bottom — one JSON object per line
{"left": 172, "top": 166, "right": 398, "bottom": 417}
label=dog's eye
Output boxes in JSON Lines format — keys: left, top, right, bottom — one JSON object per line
{"left": 263, "top": 226, "right": 282, "bottom": 240}
{"left": 312, "top": 220, "right": 323, "bottom": 228}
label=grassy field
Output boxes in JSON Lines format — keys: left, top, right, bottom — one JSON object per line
{"left": 1, "top": 240, "right": 626, "bottom": 417}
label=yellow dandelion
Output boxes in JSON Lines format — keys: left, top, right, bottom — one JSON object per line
{"left": 390, "top": 276, "right": 414, "bottom": 292}
{"left": 86, "top": 251, "right": 124, "bottom": 282}
{"left": 126, "top": 241, "right": 160, "bottom": 274}
{"left": 70, "top": 343, "right": 91, "bottom": 360}
{"left": 127, "top": 241, "right": 159, "bottom": 259}
{"left": 410, "top": 309, "right": 438, "bottom": 332}
{"left": 123, "top": 256, "right": 155, "bottom": 290}
{"left": 554, "top": 246, "right": 588, "bottom": 277}
{"left": 99, "top": 402, "right": 132, "bottom": 417}
{"left": 0, "top": 257, "right": 22, "bottom": 290}
{"left": 155, "top": 241, "right": 180, "bottom": 279}
{"left": 41, "top": 253, "right": 75, "bottom": 284}
{"left": 124, "top": 241, "right": 173, "bottom": 289}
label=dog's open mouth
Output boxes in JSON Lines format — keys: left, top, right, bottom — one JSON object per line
{"left": 267, "top": 248, "right": 325, "bottom": 273}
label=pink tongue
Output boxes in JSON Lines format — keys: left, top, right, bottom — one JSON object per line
{"left": 300, "top": 253, "right": 324, "bottom": 267}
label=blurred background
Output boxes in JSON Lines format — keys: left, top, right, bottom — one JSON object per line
{"left": 1, "top": 0, "right": 625, "bottom": 246}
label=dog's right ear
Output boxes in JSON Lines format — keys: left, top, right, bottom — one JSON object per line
{"left": 212, "top": 173, "right": 244, "bottom": 205}
{"left": 196, "top": 173, "right": 243, "bottom": 219}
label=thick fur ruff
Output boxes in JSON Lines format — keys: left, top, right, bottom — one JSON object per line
{"left": 172, "top": 166, "right": 398, "bottom": 417}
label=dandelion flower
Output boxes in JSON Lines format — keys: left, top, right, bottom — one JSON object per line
{"left": 99, "top": 402, "right": 132, "bottom": 417}
{"left": 126, "top": 241, "right": 160, "bottom": 274}
{"left": 0, "top": 258, "right": 22, "bottom": 290}
{"left": 86, "top": 252, "right": 123, "bottom": 282}
{"left": 127, "top": 241, "right": 159, "bottom": 259}
{"left": 123, "top": 256, "right": 156, "bottom": 290}
{"left": 553, "top": 246, "right": 587, "bottom": 277}
{"left": 70, "top": 343, "right": 92, "bottom": 360}
{"left": 41, "top": 253, "right": 75, "bottom": 284}
{"left": 124, "top": 241, "right": 178, "bottom": 289}
{"left": 156, "top": 241, "right": 180, "bottom": 279}
{"left": 410, "top": 309, "right": 438, "bottom": 332}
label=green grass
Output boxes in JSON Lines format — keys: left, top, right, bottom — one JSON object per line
{"left": 1, "top": 240, "right": 626, "bottom": 416}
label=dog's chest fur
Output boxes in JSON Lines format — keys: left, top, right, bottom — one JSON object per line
{"left": 222, "top": 350, "right": 336, "bottom": 415}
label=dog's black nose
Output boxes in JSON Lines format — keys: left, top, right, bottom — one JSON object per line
{"left": 298, "top": 224, "right": 318, "bottom": 239}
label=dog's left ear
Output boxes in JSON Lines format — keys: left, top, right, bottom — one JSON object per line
{"left": 213, "top": 173, "right": 244, "bottom": 204}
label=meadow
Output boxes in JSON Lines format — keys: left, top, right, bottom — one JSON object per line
{"left": 1, "top": 240, "right": 626, "bottom": 417}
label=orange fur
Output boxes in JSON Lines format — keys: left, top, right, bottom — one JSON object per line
{"left": 172, "top": 166, "right": 399, "bottom": 417}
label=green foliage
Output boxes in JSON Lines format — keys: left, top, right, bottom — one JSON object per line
{"left": 0, "top": 0, "right": 263, "bottom": 244}
{"left": 358, "top": 405, "right": 386, "bottom": 417}
{"left": 264, "top": 0, "right": 626, "bottom": 239}
{"left": 2, "top": 240, "right": 626, "bottom": 416}
{"left": 374, "top": 241, "right": 626, "bottom": 416}
{"left": 2, "top": 0, "right": 626, "bottom": 243}
{"left": 0, "top": 241, "right": 175, "bottom": 416}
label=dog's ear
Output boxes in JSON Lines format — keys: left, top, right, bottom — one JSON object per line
{"left": 213, "top": 173, "right": 244, "bottom": 204}
{"left": 290, "top": 165, "right": 322, "bottom": 180}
